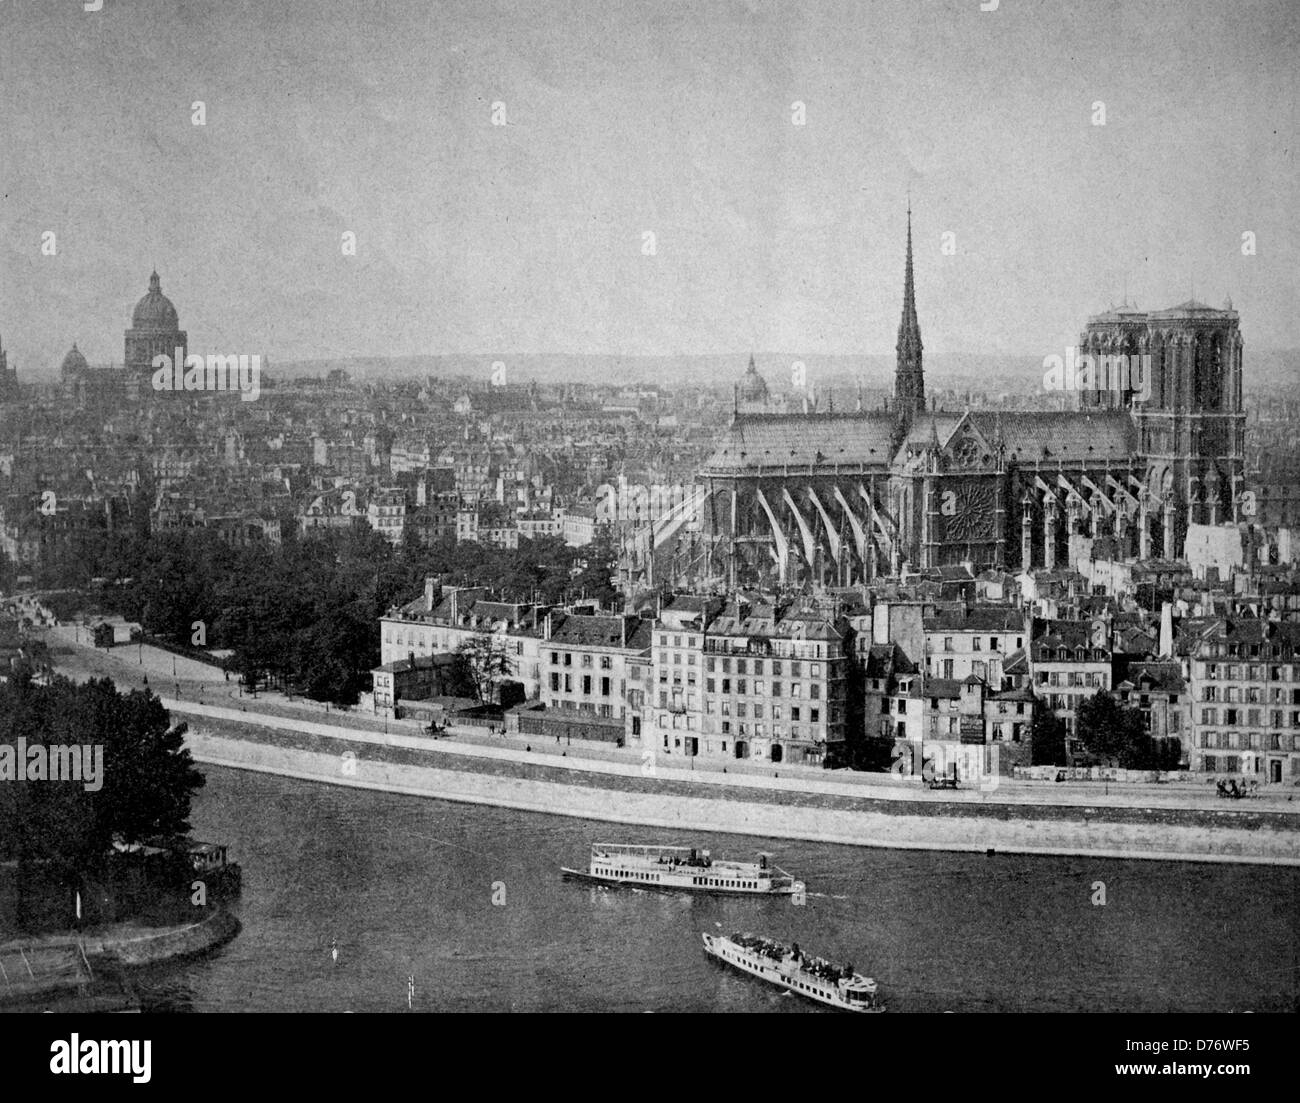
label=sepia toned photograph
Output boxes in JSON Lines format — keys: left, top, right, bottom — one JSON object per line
{"left": 0, "top": 0, "right": 1296, "bottom": 1066}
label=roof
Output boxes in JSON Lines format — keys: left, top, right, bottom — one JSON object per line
{"left": 1120, "top": 661, "right": 1186, "bottom": 693}
{"left": 700, "top": 411, "right": 896, "bottom": 475}
{"left": 548, "top": 614, "right": 651, "bottom": 651}
{"left": 864, "top": 642, "right": 917, "bottom": 678}
{"left": 131, "top": 271, "right": 180, "bottom": 331}
{"left": 924, "top": 607, "right": 1024, "bottom": 633}
{"left": 988, "top": 410, "right": 1137, "bottom": 463}
{"left": 1002, "top": 647, "right": 1030, "bottom": 675}
{"left": 372, "top": 653, "right": 459, "bottom": 674}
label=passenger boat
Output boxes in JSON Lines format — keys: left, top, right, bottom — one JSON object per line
{"left": 561, "top": 844, "right": 803, "bottom": 896}
{"left": 702, "top": 932, "right": 883, "bottom": 1012}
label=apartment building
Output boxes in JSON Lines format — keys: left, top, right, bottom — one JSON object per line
{"left": 1185, "top": 618, "right": 1300, "bottom": 784}
{"left": 693, "top": 598, "right": 849, "bottom": 766}
{"left": 923, "top": 606, "right": 1027, "bottom": 686}
{"left": 540, "top": 613, "right": 652, "bottom": 743}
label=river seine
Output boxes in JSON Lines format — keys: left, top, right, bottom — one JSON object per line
{"left": 132, "top": 766, "right": 1299, "bottom": 1013}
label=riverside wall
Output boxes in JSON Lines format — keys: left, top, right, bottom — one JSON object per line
{"left": 180, "top": 718, "right": 1300, "bottom": 867}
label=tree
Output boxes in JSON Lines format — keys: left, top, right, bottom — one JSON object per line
{"left": 0, "top": 672, "right": 205, "bottom": 887}
{"left": 1030, "top": 712, "right": 1069, "bottom": 766}
{"left": 455, "top": 632, "right": 513, "bottom": 704}
{"left": 825, "top": 736, "right": 897, "bottom": 773}
{"left": 1075, "top": 691, "right": 1148, "bottom": 767}
{"left": 569, "top": 527, "right": 619, "bottom": 607}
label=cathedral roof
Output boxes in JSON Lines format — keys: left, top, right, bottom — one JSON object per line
{"left": 700, "top": 407, "right": 1135, "bottom": 475}
{"left": 989, "top": 410, "right": 1137, "bottom": 462}
{"left": 131, "top": 270, "right": 180, "bottom": 330}
{"left": 700, "top": 411, "right": 895, "bottom": 475}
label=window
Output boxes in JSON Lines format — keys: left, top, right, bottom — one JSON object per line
{"left": 550, "top": 672, "right": 560, "bottom": 691}
{"left": 973, "top": 638, "right": 982, "bottom": 652}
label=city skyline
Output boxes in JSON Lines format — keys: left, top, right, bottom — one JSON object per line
{"left": 0, "top": 0, "right": 1296, "bottom": 373}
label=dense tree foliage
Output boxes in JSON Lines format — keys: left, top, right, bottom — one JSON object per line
{"left": 25, "top": 526, "right": 614, "bottom": 707}
{"left": 0, "top": 672, "right": 205, "bottom": 868}
{"left": 825, "top": 736, "right": 897, "bottom": 773}
{"left": 1030, "top": 712, "right": 1069, "bottom": 766}
{"left": 1074, "top": 691, "right": 1182, "bottom": 770}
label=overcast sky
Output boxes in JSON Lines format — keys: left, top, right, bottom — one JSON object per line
{"left": 0, "top": 0, "right": 1295, "bottom": 373}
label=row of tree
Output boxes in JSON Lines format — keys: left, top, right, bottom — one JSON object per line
{"left": 24, "top": 525, "right": 619, "bottom": 707}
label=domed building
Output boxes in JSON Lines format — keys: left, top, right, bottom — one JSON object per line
{"left": 58, "top": 341, "right": 111, "bottom": 406}
{"left": 735, "top": 353, "right": 774, "bottom": 413}
{"left": 124, "top": 270, "right": 186, "bottom": 384}
{"left": 60, "top": 342, "right": 89, "bottom": 380}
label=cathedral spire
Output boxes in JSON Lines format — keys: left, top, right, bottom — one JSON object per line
{"left": 892, "top": 200, "right": 925, "bottom": 451}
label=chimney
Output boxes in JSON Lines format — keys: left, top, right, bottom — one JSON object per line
{"left": 425, "top": 576, "right": 437, "bottom": 610}
{"left": 451, "top": 589, "right": 458, "bottom": 623}
{"left": 544, "top": 612, "right": 553, "bottom": 641}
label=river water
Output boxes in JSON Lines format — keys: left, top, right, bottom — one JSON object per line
{"left": 131, "top": 766, "right": 1298, "bottom": 1013}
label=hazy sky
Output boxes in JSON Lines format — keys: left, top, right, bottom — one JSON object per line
{"left": 1, "top": 0, "right": 1296, "bottom": 374}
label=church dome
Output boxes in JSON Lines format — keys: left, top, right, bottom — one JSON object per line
{"left": 131, "top": 271, "right": 180, "bottom": 330}
{"left": 738, "top": 354, "right": 769, "bottom": 403}
{"left": 60, "top": 343, "right": 89, "bottom": 376}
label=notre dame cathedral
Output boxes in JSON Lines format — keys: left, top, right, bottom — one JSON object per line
{"left": 700, "top": 210, "right": 1245, "bottom": 587}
